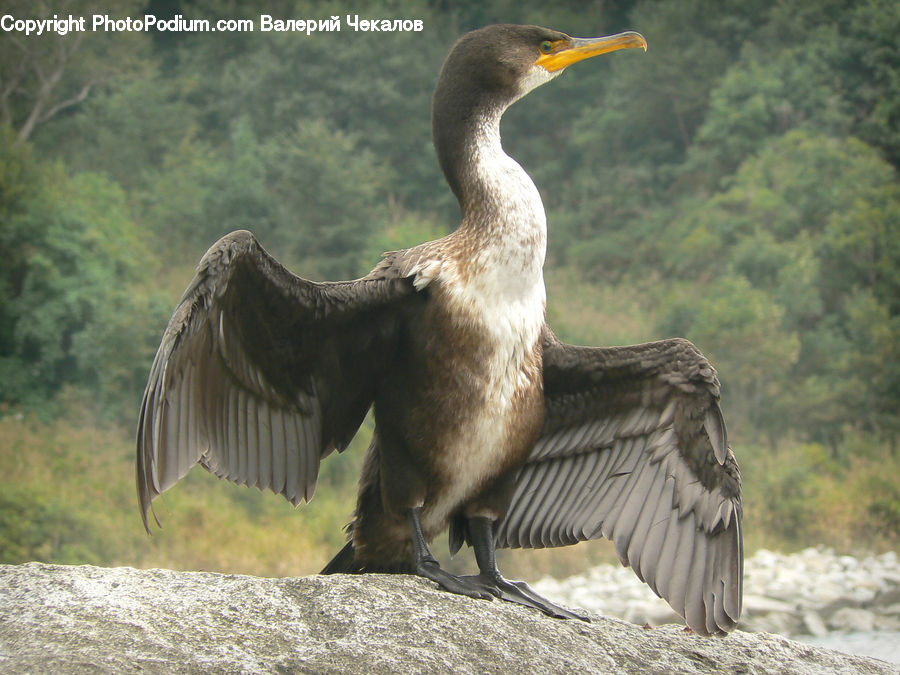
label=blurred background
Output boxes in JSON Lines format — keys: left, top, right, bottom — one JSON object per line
{"left": 0, "top": 0, "right": 897, "bottom": 588}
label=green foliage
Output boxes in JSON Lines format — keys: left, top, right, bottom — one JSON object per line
{"left": 661, "top": 276, "right": 800, "bottom": 439}
{"left": 35, "top": 70, "right": 199, "bottom": 190}
{"left": 659, "top": 131, "right": 900, "bottom": 444}
{"left": 362, "top": 213, "right": 448, "bottom": 266}
{"left": 136, "top": 121, "right": 274, "bottom": 254}
{"left": 742, "top": 440, "right": 900, "bottom": 551}
{"left": 0, "top": 130, "right": 167, "bottom": 419}
{"left": 262, "top": 119, "right": 391, "bottom": 279}
{"left": 0, "top": 0, "right": 151, "bottom": 141}
{"left": 0, "top": 411, "right": 364, "bottom": 575}
{"left": 0, "top": 129, "right": 45, "bottom": 408}
{"left": 171, "top": 0, "right": 449, "bottom": 213}
{"left": 686, "top": 0, "right": 900, "bottom": 182}
{"left": 0, "top": 485, "right": 105, "bottom": 565}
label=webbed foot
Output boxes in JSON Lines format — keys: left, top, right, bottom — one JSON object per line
{"left": 416, "top": 559, "right": 494, "bottom": 600}
{"left": 459, "top": 571, "right": 589, "bottom": 620}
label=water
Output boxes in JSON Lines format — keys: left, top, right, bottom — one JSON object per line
{"left": 795, "top": 631, "right": 900, "bottom": 666}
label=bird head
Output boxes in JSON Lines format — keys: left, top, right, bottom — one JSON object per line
{"left": 435, "top": 24, "right": 647, "bottom": 109}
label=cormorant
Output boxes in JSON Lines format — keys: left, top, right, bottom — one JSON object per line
{"left": 137, "top": 24, "right": 743, "bottom": 635}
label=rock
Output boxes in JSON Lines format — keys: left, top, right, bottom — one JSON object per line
{"left": 821, "top": 596, "right": 861, "bottom": 618}
{"left": 739, "top": 611, "right": 804, "bottom": 637}
{"left": 0, "top": 563, "right": 896, "bottom": 675}
{"left": 535, "top": 546, "right": 900, "bottom": 654}
{"left": 803, "top": 611, "right": 829, "bottom": 637}
{"left": 828, "top": 608, "right": 877, "bottom": 633}
{"left": 743, "top": 594, "right": 797, "bottom": 614}
{"left": 623, "top": 599, "right": 680, "bottom": 627}
{"left": 875, "top": 615, "right": 900, "bottom": 632}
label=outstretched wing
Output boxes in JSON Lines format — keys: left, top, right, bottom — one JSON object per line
{"left": 136, "top": 230, "right": 419, "bottom": 532}
{"left": 497, "top": 329, "right": 742, "bottom": 635}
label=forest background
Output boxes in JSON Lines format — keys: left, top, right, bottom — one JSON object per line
{"left": 1, "top": 0, "right": 897, "bottom": 579}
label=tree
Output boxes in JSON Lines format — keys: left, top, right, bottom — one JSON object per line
{"left": 0, "top": 131, "right": 166, "bottom": 417}
{"left": 0, "top": 0, "right": 150, "bottom": 142}
{"left": 171, "top": 0, "right": 449, "bottom": 213}
{"left": 262, "top": 119, "right": 392, "bottom": 279}
{"left": 659, "top": 276, "right": 800, "bottom": 444}
{"left": 659, "top": 131, "right": 900, "bottom": 448}
{"left": 686, "top": 0, "right": 900, "bottom": 183}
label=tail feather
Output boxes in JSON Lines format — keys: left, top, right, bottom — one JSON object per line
{"left": 321, "top": 541, "right": 364, "bottom": 574}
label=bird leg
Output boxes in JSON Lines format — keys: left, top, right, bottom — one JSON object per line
{"left": 407, "top": 506, "right": 493, "bottom": 599}
{"left": 459, "top": 516, "right": 589, "bottom": 621}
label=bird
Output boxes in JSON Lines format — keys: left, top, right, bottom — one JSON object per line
{"left": 136, "top": 23, "right": 743, "bottom": 635}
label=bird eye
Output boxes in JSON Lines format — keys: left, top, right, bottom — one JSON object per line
{"left": 540, "top": 41, "right": 553, "bottom": 54}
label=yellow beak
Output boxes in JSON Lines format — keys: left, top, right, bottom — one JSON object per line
{"left": 536, "top": 31, "right": 647, "bottom": 72}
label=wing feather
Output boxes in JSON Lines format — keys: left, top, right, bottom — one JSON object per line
{"left": 242, "top": 391, "right": 256, "bottom": 489}
{"left": 652, "top": 490, "right": 685, "bottom": 602}
{"left": 576, "top": 443, "right": 622, "bottom": 540}
{"left": 269, "top": 408, "right": 287, "bottom": 496}
{"left": 283, "top": 414, "right": 302, "bottom": 506}
{"left": 186, "top": 363, "right": 203, "bottom": 472}
{"left": 572, "top": 443, "right": 619, "bottom": 540}
{"left": 136, "top": 230, "right": 418, "bottom": 530}
{"left": 549, "top": 452, "right": 593, "bottom": 546}
{"left": 227, "top": 384, "right": 240, "bottom": 482}
{"left": 532, "top": 455, "right": 570, "bottom": 546}
{"left": 541, "top": 454, "right": 583, "bottom": 546}
{"left": 175, "top": 370, "right": 191, "bottom": 479}
{"left": 607, "top": 450, "right": 654, "bottom": 558}
{"left": 497, "top": 329, "right": 743, "bottom": 635}
{"left": 637, "top": 475, "right": 675, "bottom": 586}
{"left": 592, "top": 439, "right": 641, "bottom": 539}
{"left": 624, "top": 462, "right": 667, "bottom": 581}
{"left": 684, "top": 532, "right": 707, "bottom": 632}
{"left": 667, "top": 511, "right": 698, "bottom": 622}
{"left": 521, "top": 458, "right": 560, "bottom": 547}
{"left": 256, "top": 402, "right": 272, "bottom": 492}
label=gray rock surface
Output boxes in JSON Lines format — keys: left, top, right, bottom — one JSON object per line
{"left": 0, "top": 562, "right": 896, "bottom": 675}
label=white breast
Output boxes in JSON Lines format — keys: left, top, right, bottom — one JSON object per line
{"left": 423, "top": 268, "right": 545, "bottom": 531}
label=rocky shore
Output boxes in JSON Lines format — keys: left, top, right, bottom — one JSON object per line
{"left": 535, "top": 547, "right": 900, "bottom": 661}
{"left": 1, "top": 561, "right": 896, "bottom": 674}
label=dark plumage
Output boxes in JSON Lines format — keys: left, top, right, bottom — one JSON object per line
{"left": 137, "top": 24, "right": 743, "bottom": 634}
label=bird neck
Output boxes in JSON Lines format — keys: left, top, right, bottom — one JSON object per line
{"left": 433, "top": 98, "right": 547, "bottom": 258}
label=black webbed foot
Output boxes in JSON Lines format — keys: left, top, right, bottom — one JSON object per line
{"left": 416, "top": 559, "right": 494, "bottom": 600}
{"left": 407, "top": 506, "right": 493, "bottom": 600}
{"left": 459, "top": 571, "right": 589, "bottom": 620}
{"left": 461, "top": 515, "right": 589, "bottom": 621}
{"left": 406, "top": 508, "right": 586, "bottom": 617}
